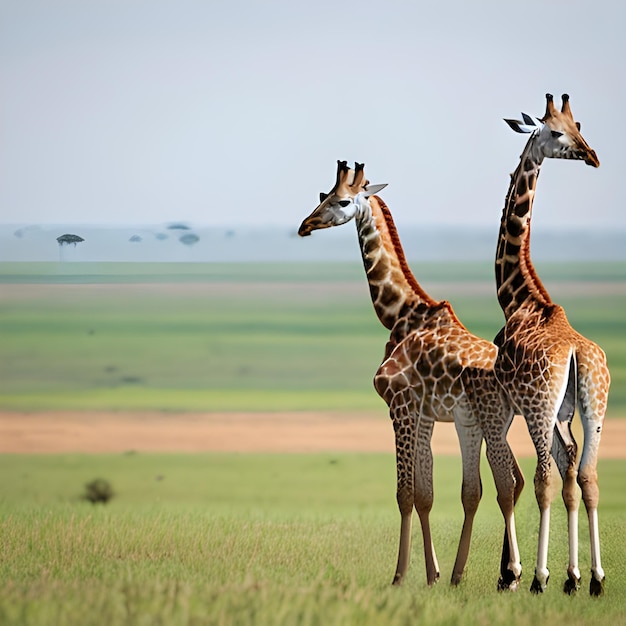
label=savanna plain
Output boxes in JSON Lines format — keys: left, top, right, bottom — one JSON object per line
{"left": 1, "top": 261, "right": 625, "bottom": 626}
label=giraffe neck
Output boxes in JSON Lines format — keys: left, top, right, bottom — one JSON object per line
{"left": 495, "top": 138, "right": 553, "bottom": 319}
{"left": 355, "top": 195, "right": 438, "bottom": 330}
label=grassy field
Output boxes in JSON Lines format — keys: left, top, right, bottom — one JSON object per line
{"left": 0, "top": 452, "right": 625, "bottom": 625}
{"left": 0, "top": 454, "right": 626, "bottom": 626}
{"left": 1, "top": 261, "right": 626, "bottom": 414}
{"left": 1, "top": 262, "right": 625, "bottom": 624}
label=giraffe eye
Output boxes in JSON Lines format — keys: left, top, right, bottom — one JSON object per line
{"left": 551, "top": 130, "right": 564, "bottom": 139}
{"left": 338, "top": 200, "right": 351, "bottom": 208}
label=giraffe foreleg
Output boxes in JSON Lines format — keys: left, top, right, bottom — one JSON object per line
{"left": 528, "top": 358, "right": 577, "bottom": 595}
{"left": 390, "top": 398, "right": 417, "bottom": 586}
{"left": 525, "top": 409, "right": 559, "bottom": 594}
{"left": 530, "top": 446, "right": 555, "bottom": 594}
{"left": 392, "top": 482, "right": 413, "bottom": 586}
{"left": 413, "top": 415, "right": 439, "bottom": 586}
{"left": 450, "top": 418, "right": 483, "bottom": 586}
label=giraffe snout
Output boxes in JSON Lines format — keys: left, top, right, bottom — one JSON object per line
{"left": 584, "top": 149, "right": 600, "bottom": 167}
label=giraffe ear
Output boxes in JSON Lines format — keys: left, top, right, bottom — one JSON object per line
{"left": 504, "top": 119, "right": 529, "bottom": 133}
{"left": 504, "top": 118, "right": 539, "bottom": 134}
{"left": 362, "top": 183, "right": 387, "bottom": 197}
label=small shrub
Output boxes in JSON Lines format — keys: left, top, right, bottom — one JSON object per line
{"left": 83, "top": 478, "right": 114, "bottom": 504}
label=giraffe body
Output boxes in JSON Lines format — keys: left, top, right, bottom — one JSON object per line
{"left": 495, "top": 94, "right": 609, "bottom": 596}
{"left": 299, "top": 161, "right": 523, "bottom": 589}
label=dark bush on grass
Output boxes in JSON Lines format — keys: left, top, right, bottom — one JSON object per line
{"left": 83, "top": 478, "right": 114, "bottom": 504}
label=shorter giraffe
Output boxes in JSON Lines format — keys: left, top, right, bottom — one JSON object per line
{"left": 299, "top": 161, "right": 524, "bottom": 589}
{"left": 494, "top": 94, "right": 609, "bottom": 596}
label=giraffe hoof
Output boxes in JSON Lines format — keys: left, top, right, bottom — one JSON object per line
{"left": 497, "top": 570, "right": 520, "bottom": 592}
{"left": 589, "top": 575, "right": 605, "bottom": 597}
{"left": 530, "top": 574, "right": 547, "bottom": 594}
{"left": 563, "top": 575, "right": 580, "bottom": 595}
{"left": 391, "top": 573, "right": 403, "bottom": 586}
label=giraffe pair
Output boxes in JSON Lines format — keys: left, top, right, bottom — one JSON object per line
{"left": 298, "top": 94, "right": 609, "bottom": 596}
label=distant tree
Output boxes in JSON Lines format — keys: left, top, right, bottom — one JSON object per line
{"left": 179, "top": 233, "right": 199, "bottom": 247}
{"left": 129, "top": 235, "right": 142, "bottom": 242}
{"left": 167, "top": 222, "right": 191, "bottom": 230}
{"left": 56, "top": 233, "right": 85, "bottom": 262}
{"left": 56, "top": 233, "right": 85, "bottom": 246}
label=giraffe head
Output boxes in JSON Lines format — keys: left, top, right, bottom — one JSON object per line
{"left": 504, "top": 93, "right": 599, "bottom": 167}
{"left": 298, "top": 160, "right": 387, "bottom": 236}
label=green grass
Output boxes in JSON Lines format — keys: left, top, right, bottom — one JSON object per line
{"left": 0, "top": 452, "right": 625, "bottom": 625}
{"left": 1, "top": 261, "right": 626, "bottom": 414}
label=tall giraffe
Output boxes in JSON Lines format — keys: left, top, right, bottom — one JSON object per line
{"left": 494, "top": 94, "right": 609, "bottom": 596}
{"left": 299, "top": 161, "right": 524, "bottom": 589}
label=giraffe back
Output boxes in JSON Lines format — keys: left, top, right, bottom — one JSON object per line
{"left": 495, "top": 303, "right": 610, "bottom": 419}
{"left": 374, "top": 306, "right": 497, "bottom": 422}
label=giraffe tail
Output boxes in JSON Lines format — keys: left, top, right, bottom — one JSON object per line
{"left": 552, "top": 352, "right": 578, "bottom": 472}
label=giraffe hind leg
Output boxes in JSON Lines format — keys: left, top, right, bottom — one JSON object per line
{"left": 497, "top": 454, "right": 524, "bottom": 591}
{"left": 576, "top": 347, "right": 609, "bottom": 596}
{"left": 450, "top": 419, "right": 483, "bottom": 586}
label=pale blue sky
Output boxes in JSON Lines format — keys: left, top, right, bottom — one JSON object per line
{"left": 1, "top": 0, "right": 624, "bottom": 228}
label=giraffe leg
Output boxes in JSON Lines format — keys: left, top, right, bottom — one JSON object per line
{"left": 499, "top": 454, "right": 524, "bottom": 590}
{"left": 484, "top": 420, "right": 523, "bottom": 591}
{"left": 526, "top": 359, "right": 576, "bottom": 595}
{"left": 563, "top": 467, "right": 581, "bottom": 595}
{"left": 552, "top": 421, "right": 581, "bottom": 595}
{"left": 529, "top": 443, "right": 555, "bottom": 594}
{"left": 578, "top": 411, "right": 606, "bottom": 595}
{"left": 522, "top": 405, "right": 559, "bottom": 594}
{"left": 577, "top": 458, "right": 604, "bottom": 596}
{"left": 577, "top": 348, "right": 608, "bottom": 597}
{"left": 413, "top": 416, "right": 439, "bottom": 586}
{"left": 468, "top": 375, "right": 522, "bottom": 590}
{"left": 390, "top": 400, "right": 417, "bottom": 586}
{"left": 392, "top": 481, "right": 414, "bottom": 586}
{"left": 450, "top": 418, "right": 483, "bottom": 586}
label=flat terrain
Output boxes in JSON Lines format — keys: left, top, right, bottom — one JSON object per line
{"left": 2, "top": 263, "right": 625, "bottom": 463}
{"left": 2, "top": 410, "right": 625, "bottom": 457}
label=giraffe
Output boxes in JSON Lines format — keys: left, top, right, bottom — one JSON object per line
{"left": 494, "top": 93, "right": 609, "bottom": 596}
{"left": 298, "top": 161, "right": 524, "bottom": 589}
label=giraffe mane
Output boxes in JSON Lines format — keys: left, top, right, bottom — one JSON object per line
{"left": 373, "top": 196, "right": 438, "bottom": 307}
{"left": 519, "top": 220, "right": 553, "bottom": 305}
